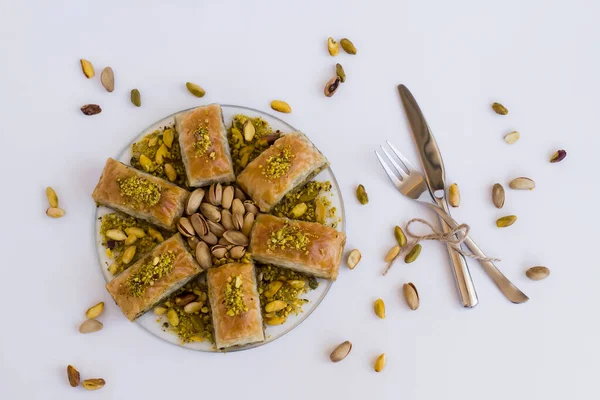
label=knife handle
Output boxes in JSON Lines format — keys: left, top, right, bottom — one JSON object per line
{"left": 435, "top": 198, "right": 479, "bottom": 308}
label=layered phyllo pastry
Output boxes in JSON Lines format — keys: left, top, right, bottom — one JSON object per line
{"left": 175, "top": 104, "right": 235, "bottom": 187}
{"left": 92, "top": 158, "right": 190, "bottom": 231}
{"left": 249, "top": 214, "right": 346, "bottom": 280}
{"left": 106, "top": 234, "right": 202, "bottom": 321}
{"left": 207, "top": 262, "right": 264, "bottom": 349}
{"left": 236, "top": 132, "right": 328, "bottom": 212}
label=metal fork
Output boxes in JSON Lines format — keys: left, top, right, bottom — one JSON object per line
{"left": 375, "top": 141, "right": 529, "bottom": 304}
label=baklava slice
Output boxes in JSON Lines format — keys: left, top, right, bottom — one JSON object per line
{"left": 236, "top": 132, "right": 328, "bottom": 212}
{"left": 92, "top": 158, "right": 190, "bottom": 231}
{"left": 249, "top": 214, "right": 346, "bottom": 280}
{"left": 175, "top": 104, "right": 235, "bottom": 187}
{"left": 207, "top": 262, "right": 264, "bottom": 349}
{"left": 106, "top": 234, "right": 202, "bottom": 321}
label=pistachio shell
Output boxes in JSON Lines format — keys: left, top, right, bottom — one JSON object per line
{"left": 199, "top": 231, "right": 218, "bottom": 245}
{"left": 504, "top": 131, "right": 520, "bottom": 144}
{"left": 223, "top": 230, "right": 249, "bottom": 246}
{"left": 243, "top": 201, "right": 259, "bottom": 216}
{"left": 403, "top": 282, "right": 419, "bottom": 310}
{"left": 221, "top": 209, "right": 235, "bottom": 231}
{"left": 324, "top": 76, "right": 341, "bottom": 97}
{"left": 526, "top": 266, "right": 550, "bottom": 281}
{"left": 177, "top": 217, "right": 195, "bottom": 237}
{"left": 100, "top": 67, "right": 114, "bottom": 92}
{"left": 79, "top": 319, "right": 103, "bottom": 334}
{"left": 231, "top": 198, "right": 245, "bottom": 216}
{"left": 230, "top": 246, "right": 246, "bottom": 259}
{"left": 347, "top": 249, "right": 361, "bottom": 269}
{"left": 234, "top": 187, "right": 247, "bottom": 201}
{"left": 221, "top": 186, "right": 234, "bottom": 210}
{"left": 550, "top": 149, "right": 567, "bottom": 163}
{"left": 211, "top": 245, "right": 228, "bottom": 259}
{"left": 509, "top": 177, "right": 535, "bottom": 190}
{"left": 190, "top": 213, "right": 209, "bottom": 237}
{"left": 492, "top": 183, "right": 505, "bottom": 209}
{"left": 207, "top": 220, "right": 225, "bottom": 237}
{"left": 187, "top": 189, "right": 205, "bottom": 215}
{"left": 196, "top": 242, "right": 212, "bottom": 269}
{"left": 46, "top": 207, "right": 66, "bottom": 218}
{"left": 330, "top": 341, "right": 352, "bottom": 362}
{"left": 67, "top": 365, "right": 80, "bottom": 387}
{"left": 200, "top": 203, "right": 221, "bottom": 223}
{"left": 241, "top": 213, "right": 255, "bottom": 237}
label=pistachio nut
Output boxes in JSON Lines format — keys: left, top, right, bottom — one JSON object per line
{"left": 265, "top": 300, "right": 287, "bottom": 313}
{"left": 335, "top": 63, "right": 346, "bottom": 82}
{"left": 223, "top": 230, "right": 249, "bottom": 246}
{"left": 221, "top": 209, "right": 235, "bottom": 231}
{"left": 347, "top": 249, "right": 362, "bottom": 270}
{"left": 79, "top": 319, "right": 103, "bottom": 334}
{"left": 315, "top": 198, "right": 326, "bottom": 224}
{"left": 330, "top": 340, "right": 352, "bottom": 363}
{"left": 46, "top": 186, "right": 59, "bottom": 208}
{"left": 82, "top": 378, "right": 105, "bottom": 391}
{"left": 243, "top": 201, "right": 259, "bottom": 216}
{"left": 289, "top": 202, "right": 308, "bottom": 218}
{"left": 324, "top": 76, "right": 341, "bottom": 97}
{"left": 207, "top": 220, "right": 226, "bottom": 237}
{"left": 80, "top": 59, "right": 94, "bottom": 78}
{"left": 139, "top": 154, "right": 153, "bottom": 171}
{"left": 211, "top": 245, "right": 228, "bottom": 259}
{"left": 164, "top": 163, "right": 177, "bottom": 182}
{"left": 509, "top": 177, "right": 535, "bottom": 190}
{"left": 148, "top": 227, "right": 164, "bottom": 242}
{"left": 121, "top": 245, "right": 136, "bottom": 264}
{"left": 264, "top": 281, "right": 283, "bottom": 298}
{"left": 374, "top": 298, "right": 386, "bottom": 319}
{"left": 404, "top": 244, "right": 422, "bottom": 263}
{"left": 265, "top": 317, "right": 286, "bottom": 325}
{"left": 403, "top": 282, "right": 419, "bottom": 310}
{"left": 195, "top": 241, "right": 212, "bottom": 269}
{"left": 496, "top": 215, "right": 517, "bottom": 228}
{"left": 234, "top": 187, "right": 247, "bottom": 201}
{"left": 187, "top": 188, "right": 205, "bottom": 215}
{"left": 186, "top": 82, "right": 206, "bottom": 98}
{"left": 167, "top": 308, "right": 179, "bottom": 327}
{"left": 385, "top": 245, "right": 401, "bottom": 263}
{"left": 448, "top": 183, "right": 460, "bottom": 207}
{"left": 491, "top": 102, "right": 508, "bottom": 115}
{"left": 242, "top": 213, "right": 255, "bottom": 237}
{"left": 340, "top": 38, "right": 357, "bottom": 54}
{"left": 504, "top": 131, "right": 520, "bottom": 144}
{"left": 125, "top": 227, "right": 145, "bottom": 238}
{"left": 130, "top": 89, "right": 141, "bottom": 107}
{"left": 526, "top": 266, "right": 550, "bottom": 281}
{"left": 67, "top": 365, "right": 80, "bottom": 387}
{"left": 231, "top": 198, "right": 245, "bottom": 216}
{"left": 163, "top": 128, "right": 174, "bottom": 148}
{"left": 100, "top": 67, "right": 114, "bottom": 92}
{"left": 177, "top": 217, "right": 195, "bottom": 237}
{"left": 190, "top": 213, "right": 209, "bottom": 236}
{"left": 221, "top": 186, "right": 234, "bottom": 210}
{"left": 200, "top": 203, "right": 221, "bottom": 223}
{"left": 394, "top": 226, "right": 407, "bottom": 247}
{"left": 492, "top": 183, "right": 505, "bottom": 209}
{"left": 356, "top": 184, "right": 369, "bottom": 205}
{"left": 270, "top": 100, "right": 292, "bottom": 113}
{"left": 105, "top": 229, "right": 127, "bottom": 241}
{"left": 374, "top": 353, "right": 386, "bottom": 372}
{"left": 550, "top": 149, "right": 567, "bottom": 163}
{"left": 243, "top": 121, "right": 256, "bottom": 142}
{"left": 153, "top": 306, "right": 167, "bottom": 316}
{"left": 327, "top": 37, "right": 339, "bottom": 56}
{"left": 184, "top": 301, "right": 203, "bottom": 313}
{"left": 85, "top": 302, "right": 104, "bottom": 319}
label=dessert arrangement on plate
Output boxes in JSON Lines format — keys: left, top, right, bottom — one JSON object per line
{"left": 92, "top": 104, "right": 346, "bottom": 351}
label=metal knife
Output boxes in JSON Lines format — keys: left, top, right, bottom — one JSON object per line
{"left": 398, "top": 84, "right": 479, "bottom": 308}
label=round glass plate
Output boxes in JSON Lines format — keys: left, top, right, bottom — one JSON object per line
{"left": 95, "top": 104, "right": 346, "bottom": 351}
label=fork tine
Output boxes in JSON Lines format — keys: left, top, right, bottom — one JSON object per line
{"left": 380, "top": 146, "right": 409, "bottom": 179}
{"left": 386, "top": 141, "right": 418, "bottom": 172}
{"left": 375, "top": 150, "right": 403, "bottom": 187}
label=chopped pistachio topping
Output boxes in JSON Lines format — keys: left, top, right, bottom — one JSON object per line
{"left": 224, "top": 275, "right": 248, "bottom": 317}
{"left": 193, "top": 126, "right": 212, "bottom": 155}
{"left": 118, "top": 176, "right": 161, "bottom": 206}
{"left": 268, "top": 222, "right": 313, "bottom": 252}
{"left": 261, "top": 146, "right": 294, "bottom": 179}
{"left": 128, "top": 251, "right": 176, "bottom": 297}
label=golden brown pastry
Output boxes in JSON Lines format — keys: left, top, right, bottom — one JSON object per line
{"left": 236, "top": 132, "right": 329, "bottom": 212}
{"left": 175, "top": 104, "right": 235, "bottom": 187}
{"left": 207, "top": 262, "right": 264, "bottom": 349}
{"left": 92, "top": 158, "right": 190, "bottom": 231}
{"left": 249, "top": 214, "right": 346, "bottom": 280}
{"left": 105, "top": 234, "right": 202, "bottom": 321}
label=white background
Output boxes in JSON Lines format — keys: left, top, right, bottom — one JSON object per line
{"left": 1, "top": 1, "right": 598, "bottom": 399}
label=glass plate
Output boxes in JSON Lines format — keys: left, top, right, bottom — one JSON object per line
{"left": 94, "top": 104, "right": 346, "bottom": 352}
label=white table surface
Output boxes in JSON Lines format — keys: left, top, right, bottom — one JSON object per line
{"left": 1, "top": 1, "right": 599, "bottom": 399}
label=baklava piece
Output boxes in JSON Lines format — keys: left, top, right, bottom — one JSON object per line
{"left": 249, "top": 214, "right": 346, "bottom": 280}
{"left": 175, "top": 104, "right": 235, "bottom": 187}
{"left": 207, "top": 262, "right": 264, "bottom": 349}
{"left": 106, "top": 234, "right": 202, "bottom": 321}
{"left": 92, "top": 158, "right": 190, "bottom": 231}
{"left": 236, "top": 132, "right": 328, "bottom": 212}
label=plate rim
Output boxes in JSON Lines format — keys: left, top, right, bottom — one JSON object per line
{"left": 93, "top": 103, "right": 346, "bottom": 352}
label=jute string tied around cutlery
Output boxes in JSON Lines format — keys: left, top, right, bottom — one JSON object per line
{"left": 383, "top": 218, "right": 500, "bottom": 275}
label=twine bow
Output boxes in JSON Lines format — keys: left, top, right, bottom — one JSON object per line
{"left": 383, "top": 218, "right": 500, "bottom": 276}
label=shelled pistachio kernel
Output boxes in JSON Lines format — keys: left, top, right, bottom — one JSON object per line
{"left": 374, "top": 299, "right": 385, "bottom": 319}
{"left": 404, "top": 244, "right": 422, "bottom": 263}
{"left": 374, "top": 353, "right": 386, "bottom": 372}
{"left": 356, "top": 184, "right": 368, "bottom": 205}
{"left": 448, "top": 183, "right": 460, "bottom": 207}
{"left": 504, "top": 131, "right": 520, "bottom": 144}
{"left": 526, "top": 266, "right": 550, "bottom": 280}
{"left": 491, "top": 102, "right": 508, "bottom": 115}
{"left": 550, "top": 149, "right": 567, "bottom": 163}
{"left": 80, "top": 59, "right": 94, "bottom": 78}
{"left": 270, "top": 100, "right": 291, "bottom": 113}
{"left": 85, "top": 302, "right": 104, "bottom": 319}
{"left": 340, "top": 38, "right": 357, "bottom": 55}
{"left": 46, "top": 187, "right": 59, "bottom": 208}
{"left": 496, "top": 215, "right": 517, "bottom": 228}
{"left": 385, "top": 245, "right": 400, "bottom": 263}
{"left": 327, "top": 37, "right": 339, "bottom": 56}
{"left": 186, "top": 82, "right": 206, "bottom": 98}
{"left": 394, "top": 226, "right": 407, "bottom": 247}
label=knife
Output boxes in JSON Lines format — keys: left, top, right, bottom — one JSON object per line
{"left": 398, "top": 84, "right": 479, "bottom": 308}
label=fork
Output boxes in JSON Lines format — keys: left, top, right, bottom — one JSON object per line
{"left": 375, "top": 141, "right": 529, "bottom": 304}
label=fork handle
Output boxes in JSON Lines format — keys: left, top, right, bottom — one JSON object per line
{"left": 434, "top": 198, "right": 479, "bottom": 308}
{"left": 425, "top": 204, "right": 529, "bottom": 304}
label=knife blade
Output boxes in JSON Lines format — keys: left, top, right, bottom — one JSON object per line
{"left": 398, "top": 84, "right": 479, "bottom": 308}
